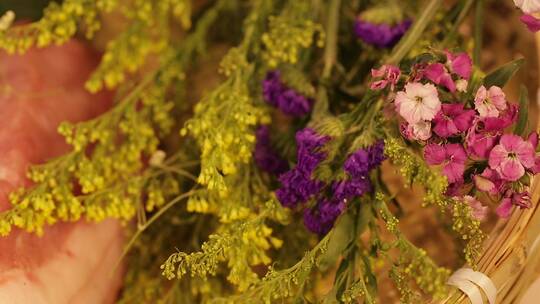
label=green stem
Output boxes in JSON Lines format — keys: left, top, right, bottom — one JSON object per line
{"left": 322, "top": 0, "right": 341, "bottom": 79}
{"left": 313, "top": 0, "right": 341, "bottom": 119}
{"left": 442, "top": 0, "right": 475, "bottom": 46}
{"left": 386, "top": 0, "right": 444, "bottom": 65}
{"left": 473, "top": 0, "right": 484, "bottom": 66}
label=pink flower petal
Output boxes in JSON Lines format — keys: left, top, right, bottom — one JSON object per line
{"left": 424, "top": 144, "right": 446, "bottom": 165}
{"left": 449, "top": 52, "right": 472, "bottom": 80}
{"left": 520, "top": 14, "right": 540, "bottom": 31}
{"left": 496, "top": 198, "right": 513, "bottom": 218}
{"left": 498, "top": 158, "right": 526, "bottom": 181}
{"left": 488, "top": 144, "right": 509, "bottom": 169}
{"left": 443, "top": 161, "right": 465, "bottom": 183}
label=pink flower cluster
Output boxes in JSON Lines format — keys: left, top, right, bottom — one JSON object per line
{"left": 373, "top": 50, "right": 539, "bottom": 220}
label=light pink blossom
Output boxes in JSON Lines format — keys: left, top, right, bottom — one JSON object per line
{"left": 408, "top": 121, "right": 432, "bottom": 141}
{"left": 514, "top": 0, "right": 540, "bottom": 14}
{"left": 474, "top": 85, "right": 507, "bottom": 118}
{"left": 462, "top": 195, "right": 488, "bottom": 221}
{"left": 395, "top": 82, "right": 441, "bottom": 124}
{"left": 488, "top": 134, "right": 536, "bottom": 181}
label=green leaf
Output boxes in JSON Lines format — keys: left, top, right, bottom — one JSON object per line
{"left": 318, "top": 212, "right": 355, "bottom": 271}
{"left": 483, "top": 58, "right": 525, "bottom": 88}
{"left": 514, "top": 85, "right": 529, "bottom": 136}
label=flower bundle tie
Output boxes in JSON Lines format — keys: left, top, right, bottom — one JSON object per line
{"left": 447, "top": 268, "right": 497, "bottom": 304}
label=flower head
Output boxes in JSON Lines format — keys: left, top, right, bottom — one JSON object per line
{"left": 354, "top": 19, "right": 412, "bottom": 48}
{"left": 344, "top": 140, "right": 386, "bottom": 177}
{"left": 371, "top": 65, "right": 401, "bottom": 90}
{"left": 303, "top": 199, "right": 344, "bottom": 235}
{"left": 424, "top": 143, "right": 467, "bottom": 183}
{"left": 488, "top": 134, "right": 535, "bottom": 181}
{"left": 275, "top": 128, "right": 330, "bottom": 207}
{"left": 445, "top": 51, "right": 472, "bottom": 80}
{"left": 432, "top": 103, "right": 475, "bottom": 138}
{"left": 424, "top": 63, "right": 456, "bottom": 92}
{"left": 254, "top": 126, "right": 289, "bottom": 175}
{"left": 262, "top": 71, "right": 312, "bottom": 117}
{"left": 474, "top": 85, "right": 507, "bottom": 118}
{"left": 395, "top": 82, "right": 441, "bottom": 124}
{"left": 400, "top": 121, "right": 432, "bottom": 141}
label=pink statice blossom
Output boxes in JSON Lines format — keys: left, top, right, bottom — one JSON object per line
{"left": 474, "top": 85, "right": 507, "bottom": 118}
{"left": 462, "top": 195, "right": 488, "bottom": 221}
{"left": 445, "top": 51, "right": 472, "bottom": 80}
{"left": 371, "top": 65, "right": 401, "bottom": 90}
{"left": 432, "top": 103, "right": 475, "bottom": 138}
{"left": 395, "top": 82, "right": 441, "bottom": 124}
{"left": 488, "top": 134, "right": 536, "bottom": 181}
{"left": 424, "top": 143, "right": 467, "bottom": 183}
{"left": 424, "top": 63, "right": 456, "bottom": 92}
{"left": 514, "top": 0, "right": 540, "bottom": 14}
{"left": 520, "top": 14, "right": 540, "bottom": 32}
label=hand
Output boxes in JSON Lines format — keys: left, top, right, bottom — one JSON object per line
{"left": 0, "top": 40, "right": 124, "bottom": 303}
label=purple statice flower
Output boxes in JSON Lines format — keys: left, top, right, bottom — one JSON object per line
{"left": 303, "top": 198, "right": 345, "bottom": 235}
{"left": 262, "top": 71, "right": 313, "bottom": 117}
{"left": 354, "top": 19, "right": 412, "bottom": 48}
{"left": 344, "top": 140, "right": 386, "bottom": 178}
{"left": 332, "top": 178, "right": 372, "bottom": 202}
{"left": 254, "top": 126, "right": 289, "bottom": 175}
{"left": 275, "top": 128, "right": 330, "bottom": 208}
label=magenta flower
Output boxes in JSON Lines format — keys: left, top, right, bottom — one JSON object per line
{"left": 445, "top": 51, "right": 472, "bottom": 80}
{"left": 462, "top": 195, "right": 488, "bottom": 221}
{"left": 370, "top": 65, "right": 401, "bottom": 91}
{"left": 474, "top": 85, "right": 507, "bottom": 118}
{"left": 520, "top": 14, "right": 540, "bottom": 32}
{"left": 424, "top": 143, "right": 467, "bottom": 183}
{"left": 466, "top": 125, "right": 500, "bottom": 159}
{"left": 395, "top": 82, "right": 441, "bottom": 124}
{"left": 488, "top": 134, "right": 536, "bottom": 181}
{"left": 424, "top": 63, "right": 456, "bottom": 92}
{"left": 432, "top": 104, "right": 475, "bottom": 138}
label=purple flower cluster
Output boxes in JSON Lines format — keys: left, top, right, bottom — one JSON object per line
{"left": 302, "top": 141, "right": 386, "bottom": 235}
{"left": 275, "top": 129, "right": 385, "bottom": 235}
{"left": 354, "top": 19, "right": 412, "bottom": 48}
{"left": 254, "top": 126, "right": 289, "bottom": 175}
{"left": 262, "top": 71, "right": 313, "bottom": 117}
{"left": 276, "top": 128, "right": 330, "bottom": 208}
